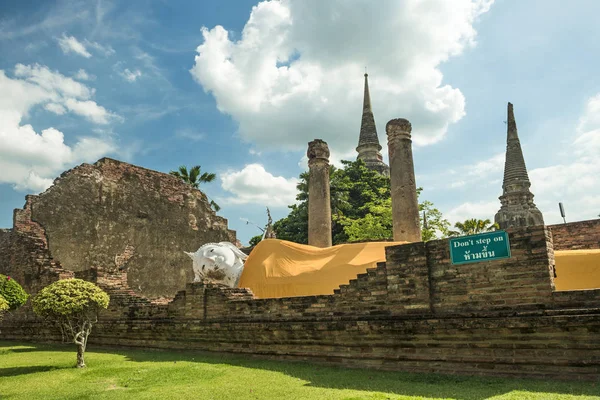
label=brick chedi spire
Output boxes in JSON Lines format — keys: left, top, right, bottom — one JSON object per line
{"left": 494, "top": 102, "right": 544, "bottom": 229}
{"left": 356, "top": 73, "right": 390, "bottom": 176}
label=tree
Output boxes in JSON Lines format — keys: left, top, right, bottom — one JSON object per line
{"left": 448, "top": 218, "right": 499, "bottom": 237}
{"left": 32, "top": 279, "right": 109, "bottom": 368}
{"left": 169, "top": 165, "right": 216, "bottom": 188}
{"left": 169, "top": 165, "right": 220, "bottom": 212}
{"left": 249, "top": 235, "right": 263, "bottom": 247}
{"left": 273, "top": 159, "right": 449, "bottom": 244}
{"left": 0, "top": 274, "right": 29, "bottom": 310}
{"left": 420, "top": 200, "right": 451, "bottom": 241}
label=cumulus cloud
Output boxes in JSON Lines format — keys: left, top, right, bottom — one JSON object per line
{"left": 57, "top": 34, "right": 91, "bottom": 57}
{"left": 220, "top": 164, "right": 298, "bottom": 206}
{"left": 191, "top": 0, "right": 493, "bottom": 153}
{"left": 0, "top": 64, "right": 119, "bottom": 192}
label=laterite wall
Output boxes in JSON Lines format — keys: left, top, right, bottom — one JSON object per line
{"left": 2, "top": 225, "right": 599, "bottom": 380}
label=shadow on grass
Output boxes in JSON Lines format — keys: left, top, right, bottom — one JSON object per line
{"left": 105, "top": 346, "right": 600, "bottom": 400}
{"left": 2, "top": 341, "right": 599, "bottom": 400}
{"left": 0, "top": 365, "right": 65, "bottom": 378}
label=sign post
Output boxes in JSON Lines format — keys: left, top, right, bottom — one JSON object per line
{"left": 449, "top": 230, "right": 511, "bottom": 265}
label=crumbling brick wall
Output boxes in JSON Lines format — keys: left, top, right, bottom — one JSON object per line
{"left": 1, "top": 157, "right": 237, "bottom": 298}
{"left": 2, "top": 225, "right": 599, "bottom": 380}
{"left": 548, "top": 219, "right": 600, "bottom": 250}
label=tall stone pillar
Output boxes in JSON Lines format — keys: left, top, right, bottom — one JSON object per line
{"left": 307, "top": 139, "right": 332, "bottom": 248}
{"left": 386, "top": 119, "right": 421, "bottom": 242}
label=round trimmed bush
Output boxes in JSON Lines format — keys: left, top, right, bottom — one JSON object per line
{"left": 33, "top": 279, "right": 109, "bottom": 318}
{"left": 0, "top": 295, "right": 9, "bottom": 313}
{"left": 0, "top": 274, "right": 29, "bottom": 310}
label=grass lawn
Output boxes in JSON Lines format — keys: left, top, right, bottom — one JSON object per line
{"left": 0, "top": 341, "right": 598, "bottom": 400}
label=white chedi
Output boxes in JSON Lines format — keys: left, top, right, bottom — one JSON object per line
{"left": 184, "top": 242, "right": 248, "bottom": 287}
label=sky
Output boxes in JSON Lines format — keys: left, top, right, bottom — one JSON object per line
{"left": 0, "top": 0, "right": 599, "bottom": 245}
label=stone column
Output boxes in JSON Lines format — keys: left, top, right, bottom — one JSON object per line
{"left": 307, "top": 139, "right": 332, "bottom": 248}
{"left": 386, "top": 119, "right": 421, "bottom": 242}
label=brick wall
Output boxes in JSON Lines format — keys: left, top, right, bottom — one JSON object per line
{"left": 1, "top": 157, "right": 238, "bottom": 298}
{"left": 2, "top": 225, "right": 599, "bottom": 380}
{"left": 549, "top": 218, "right": 600, "bottom": 250}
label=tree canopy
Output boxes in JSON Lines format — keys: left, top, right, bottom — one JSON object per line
{"left": 0, "top": 274, "right": 28, "bottom": 310}
{"left": 33, "top": 279, "right": 109, "bottom": 368}
{"left": 273, "top": 160, "right": 450, "bottom": 245}
{"left": 169, "top": 165, "right": 220, "bottom": 212}
{"left": 448, "top": 218, "right": 499, "bottom": 237}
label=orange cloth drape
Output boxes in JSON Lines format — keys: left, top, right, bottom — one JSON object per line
{"left": 238, "top": 239, "right": 405, "bottom": 298}
{"left": 554, "top": 249, "right": 600, "bottom": 291}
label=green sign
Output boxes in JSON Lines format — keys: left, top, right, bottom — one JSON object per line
{"left": 449, "top": 230, "right": 511, "bottom": 265}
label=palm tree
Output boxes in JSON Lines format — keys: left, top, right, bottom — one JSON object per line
{"left": 169, "top": 165, "right": 216, "bottom": 189}
{"left": 448, "top": 218, "right": 499, "bottom": 237}
{"left": 170, "top": 165, "right": 219, "bottom": 211}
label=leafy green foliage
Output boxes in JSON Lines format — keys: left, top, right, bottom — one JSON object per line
{"left": 448, "top": 219, "right": 499, "bottom": 237}
{"left": 0, "top": 295, "right": 9, "bottom": 313}
{"left": 169, "top": 164, "right": 220, "bottom": 212}
{"left": 249, "top": 235, "right": 263, "bottom": 247}
{"left": 0, "top": 274, "right": 29, "bottom": 310}
{"left": 32, "top": 279, "right": 109, "bottom": 368}
{"left": 33, "top": 279, "right": 109, "bottom": 318}
{"left": 274, "top": 160, "right": 450, "bottom": 244}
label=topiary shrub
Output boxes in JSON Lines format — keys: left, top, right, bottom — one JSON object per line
{"left": 0, "top": 274, "right": 29, "bottom": 310}
{"left": 0, "top": 295, "right": 9, "bottom": 322}
{"left": 33, "top": 279, "right": 110, "bottom": 368}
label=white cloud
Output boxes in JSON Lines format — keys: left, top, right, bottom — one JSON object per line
{"left": 220, "top": 164, "right": 298, "bottom": 206}
{"left": 119, "top": 68, "right": 142, "bottom": 82}
{"left": 191, "top": 0, "right": 492, "bottom": 154}
{"left": 445, "top": 201, "right": 499, "bottom": 225}
{"left": 15, "top": 63, "right": 93, "bottom": 99}
{"left": 10, "top": 64, "right": 119, "bottom": 125}
{"left": 84, "top": 39, "right": 115, "bottom": 56}
{"left": 57, "top": 34, "right": 91, "bottom": 58}
{"left": 0, "top": 64, "right": 119, "bottom": 192}
{"left": 44, "top": 102, "right": 67, "bottom": 115}
{"left": 64, "top": 98, "right": 114, "bottom": 124}
{"left": 73, "top": 69, "right": 95, "bottom": 81}
{"left": 175, "top": 129, "right": 205, "bottom": 141}
{"left": 56, "top": 33, "right": 115, "bottom": 58}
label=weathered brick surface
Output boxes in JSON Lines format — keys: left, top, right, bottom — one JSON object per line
{"left": 0, "top": 157, "right": 237, "bottom": 298}
{"left": 549, "top": 219, "right": 600, "bottom": 250}
{"left": 2, "top": 225, "right": 599, "bottom": 380}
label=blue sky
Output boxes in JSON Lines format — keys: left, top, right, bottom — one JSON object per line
{"left": 1, "top": 0, "right": 599, "bottom": 245}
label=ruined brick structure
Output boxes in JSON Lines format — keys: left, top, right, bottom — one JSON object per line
{"left": 495, "top": 103, "right": 545, "bottom": 229}
{"left": 356, "top": 73, "right": 390, "bottom": 176}
{"left": 2, "top": 223, "right": 600, "bottom": 380}
{"left": 0, "top": 158, "right": 236, "bottom": 298}
{"left": 549, "top": 219, "right": 600, "bottom": 250}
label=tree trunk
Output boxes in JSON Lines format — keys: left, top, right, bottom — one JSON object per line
{"left": 76, "top": 343, "right": 86, "bottom": 368}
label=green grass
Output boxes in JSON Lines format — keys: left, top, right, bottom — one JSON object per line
{"left": 0, "top": 341, "right": 598, "bottom": 400}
